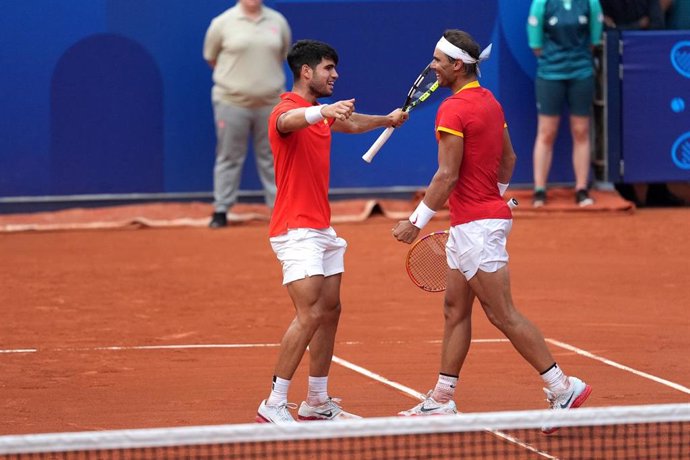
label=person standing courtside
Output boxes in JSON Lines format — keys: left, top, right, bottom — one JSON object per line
{"left": 203, "top": 0, "right": 291, "bottom": 228}
{"left": 392, "top": 30, "right": 591, "bottom": 433}
{"left": 256, "top": 40, "right": 408, "bottom": 423}
{"left": 527, "top": 0, "right": 603, "bottom": 207}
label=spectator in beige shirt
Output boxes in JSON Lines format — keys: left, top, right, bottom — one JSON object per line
{"left": 204, "top": 0, "right": 292, "bottom": 228}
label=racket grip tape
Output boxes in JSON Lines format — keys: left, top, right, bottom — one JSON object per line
{"left": 362, "top": 127, "right": 395, "bottom": 163}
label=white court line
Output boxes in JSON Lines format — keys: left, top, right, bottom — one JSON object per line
{"left": 0, "top": 339, "right": 508, "bottom": 355}
{"left": 2, "top": 338, "right": 687, "bottom": 395}
{"left": 0, "top": 348, "right": 37, "bottom": 354}
{"left": 546, "top": 338, "right": 690, "bottom": 395}
{"left": 0, "top": 344, "right": 282, "bottom": 354}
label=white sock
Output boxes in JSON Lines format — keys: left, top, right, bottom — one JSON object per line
{"left": 307, "top": 376, "right": 329, "bottom": 406}
{"left": 266, "top": 376, "right": 291, "bottom": 406}
{"left": 540, "top": 363, "right": 569, "bottom": 393}
{"left": 431, "top": 373, "right": 458, "bottom": 403}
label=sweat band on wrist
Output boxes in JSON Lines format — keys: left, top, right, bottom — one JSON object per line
{"left": 409, "top": 200, "right": 436, "bottom": 229}
{"left": 305, "top": 105, "right": 325, "bottom": 124}
{"left": 498, "top": 182, "right": 509, "bottom": 196}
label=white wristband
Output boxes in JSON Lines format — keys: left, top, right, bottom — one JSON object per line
{"left": 498, "top": 182, "right": 509, "bottom": 196}
{"left": 305, "top": 105, "right": 325, "bottom": 124}
{"left": 409, "top": 200, "right": 436, "bottom": 229}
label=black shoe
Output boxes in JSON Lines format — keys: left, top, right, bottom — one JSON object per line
{"left": 576, "top": 189, "right": 594, "bottom": 207}
{"left": 209, "top": 212, "right": 227, "bottom": 228}
{"left": 533, "top": 189, "right": 547, "bottom": 208}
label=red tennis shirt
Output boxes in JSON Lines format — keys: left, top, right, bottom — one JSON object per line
{"left": 435, "top": 81, "right": 512, "bottom": 226}
{"left": 268, "top": 92, "right": 335, "bottom": 237}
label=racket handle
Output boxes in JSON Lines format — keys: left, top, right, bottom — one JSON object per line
{"left": 507, "top": 197, "right": 519, "bottom": 209}
{"left": 362, "top": 126, "right": 395, "bottom": 163}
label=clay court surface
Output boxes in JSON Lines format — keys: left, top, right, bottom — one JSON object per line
{"left": 0, "top": 200, "right": 688, "bottom": 435}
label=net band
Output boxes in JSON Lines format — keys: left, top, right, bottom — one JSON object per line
{"left": 0, "top": 403, "right": 687, "bottom": 455}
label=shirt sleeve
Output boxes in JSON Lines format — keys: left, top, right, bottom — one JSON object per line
{"left": 435, "top": 100, "right": 464, "bottom": 140}
{"left": 589, "top": 0, "right": 604, "bottom": 45}
{"left": 527, "top": 0, "right": 546, "bottom": 49}
{"left": 203, "top": 18, "right": 222, "bottom": 62}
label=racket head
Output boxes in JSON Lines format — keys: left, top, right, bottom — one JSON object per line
{"left": 405, "top": 230, "right": 449, "bottom": 292}
{"left": 402, "top": 65, "right": 439, "bottom": 113}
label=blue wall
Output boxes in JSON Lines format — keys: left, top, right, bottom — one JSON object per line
{"left": 1, "top": 0, "right": 576, "bottom": 198}
{"left": 620, "top": 32, "right": 690, "bottom": 182}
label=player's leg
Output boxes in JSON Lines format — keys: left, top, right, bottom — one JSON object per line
{"left": 466, "top": 221, "right": 591, "bottom": 430}
{"left": 298, "top": 274, "right": 359, "bottom": 421}
{"left": 256, "top": 275, "right": 326, "bottom": 424}
{"left": 210, "top": 103, "right": 251, "bottom": 227}
{"left": 251, "top": 104, "right": 277, "bottom": 209}
{"left": 399, "top": 240, "right": 475, "bottom": 417}
{"left": 259, "top": 228, "right": 333, "bottom": 423}
{"left": 305, "top": 273, "right": 341, "bottom": 380}
{"left": 439, "top": 269, "right": 475, "bottom": 379}
{"left": 298, "top": 232, "right": 360, "bottom": 421}
{"left": 275, "top": 275, "right": 332, "bottom": 378}
{"left": 468, "top": 265, "right": 555, "bottom": 373}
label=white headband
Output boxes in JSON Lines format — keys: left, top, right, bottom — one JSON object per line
{"left": 436, "top": 36, "right": 492, "bottom": 65}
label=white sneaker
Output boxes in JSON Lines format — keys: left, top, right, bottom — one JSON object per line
{"left": 398, "top": 392, "right": 457, "bottom": 416}
{"left": 542, "top": 376, "right": 592, "bottom": 434}
{"left": 256, "top": 400, "right": 297, "bottom": 424}
{"left": 297, "top": 398, "right": 361, "bottom": 421}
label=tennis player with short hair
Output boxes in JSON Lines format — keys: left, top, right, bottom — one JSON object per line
{"left": 257, "top": 39, "right": 408, "bottom": 424}
{"left": 392, "top": 30, "right": 591, "bottom": 433}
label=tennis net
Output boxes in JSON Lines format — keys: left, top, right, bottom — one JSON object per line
{"left": 0, "top": 403, "right": 687, "bottom": 459}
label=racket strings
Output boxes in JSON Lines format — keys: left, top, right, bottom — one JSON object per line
{"left": 406, "top": 232, "right": 449, "bottom": 292}
{"left": 405, "top": 66, "right": 438, "bottom": 111}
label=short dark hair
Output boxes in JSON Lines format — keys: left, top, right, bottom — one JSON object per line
{"left": 443, "top": 29, "right": 480, "bottom": 76}
{"left": 287, "top": 40, "right": 339, "bottom": 80}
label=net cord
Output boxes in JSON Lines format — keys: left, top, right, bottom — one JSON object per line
{"left": 0, "top": 403, "right": 687, "bottom": 455}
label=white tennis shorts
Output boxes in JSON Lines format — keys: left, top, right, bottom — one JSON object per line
{"left": 446, "top": 219, "right": 512, "bottom": 280}
{"left": 270, "top": 227, "right": 347, "bottom": 285}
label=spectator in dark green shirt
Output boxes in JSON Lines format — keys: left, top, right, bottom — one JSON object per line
{"left": 527, "top": 0, "right": 603, "bottom": 207}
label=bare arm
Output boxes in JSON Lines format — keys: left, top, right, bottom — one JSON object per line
{"left": 392, "top": 132, "right": 463, "bottom": 244}
{"left": 276, "top": 99, "right": 355, "bottom": 134}
{"left": 420, "top": 133, "right": 462, "bottom": 210}
{"left": 497, "top": 127, "right": 517, "bottom": 184}
{"left": 332, "top": 108, "right": 408, "bottom": 134}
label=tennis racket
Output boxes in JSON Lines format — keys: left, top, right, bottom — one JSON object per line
{"left": 406, "top": 198, "right": 518, "bottom": 292}
{"left": 362, "top": 65, "right": 439, "bottom": 163}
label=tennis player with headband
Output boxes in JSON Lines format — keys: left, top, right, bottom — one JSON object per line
{"left": 257, "top": 39, "right": 408, "bottom": 424}
{"left": 392, "top": 29, "right": 591, "bottom": 432}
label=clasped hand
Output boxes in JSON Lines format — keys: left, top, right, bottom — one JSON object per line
{"left": 387, "top": 108, "right": 409, "bottom": 128}
{"left": 392, "top": 220, "right": 419, "bottom": 244}
{"left": 321, "top": 99, "right": 355, "bottom": 121}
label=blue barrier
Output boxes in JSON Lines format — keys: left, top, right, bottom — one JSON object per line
{"left": 4, "top": 1, "right": 684, "bottom": 201}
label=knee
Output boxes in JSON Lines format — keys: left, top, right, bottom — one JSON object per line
{"left": 483, "top": 306, "right": 519, "bottom": 333}
{"left": 571, "top": 124, "right": 589, "bottom": 143}
{"left": 324, "top": 301, "right": 342, "bottom": 321}
{"left": 443, "top": 300, "right": 469, "bottom": 326}
{"left": 537, "top": 128, "right": 557, "bottom": 146}
{"left": 309, "top": 301, "right": 341, "bottom": 325}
